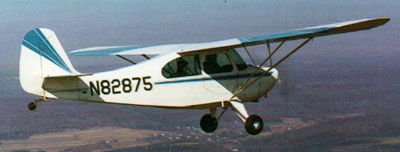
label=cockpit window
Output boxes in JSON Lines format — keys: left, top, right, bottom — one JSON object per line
{"left": 202, "top": 53, "right": 234, "bottom": 74}
{"left": 229, "top": 49, "right": 247, "bottom": 71}
{"left": 162, "top": 55, "right": 201, "bottom": 78}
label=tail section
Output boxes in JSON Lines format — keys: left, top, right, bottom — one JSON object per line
{"left": 20, "top": 28, "right": 78, "bottom": 96}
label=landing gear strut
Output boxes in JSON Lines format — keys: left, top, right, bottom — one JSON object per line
{"left": 199, "top": 101, "right": 265, "bottom": 135}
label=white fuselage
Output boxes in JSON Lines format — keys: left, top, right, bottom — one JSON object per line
{"left": 49, "top": 51, "right": 279, "bottom": 109}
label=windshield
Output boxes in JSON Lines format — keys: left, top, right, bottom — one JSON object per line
{"left": 202, "top": 52, "right": 234, "bottom": 74}
{"left": 229, "top": 49, "right": 247, "bottom": 71}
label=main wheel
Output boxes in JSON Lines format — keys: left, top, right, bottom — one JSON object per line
{"left": 200, "top": 114, "right": 218, "bottom": 133}
{"left": 28, "top": 102, "right": 36, "bottom": 111}
{"left": 245, "top": 115, "right": 263, "bottom": 135}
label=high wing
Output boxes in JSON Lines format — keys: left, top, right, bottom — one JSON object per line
{"left": 69, "top": 18, "right": 389, "bottom": 56}
{"left": 69, "top": 44, "right": 192, "bottom": 56}
{"left": 177, "top": 17, "right": 389, "bottom": 54}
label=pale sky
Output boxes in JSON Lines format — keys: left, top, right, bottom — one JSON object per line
{"left": 0, "top": 0, "right": 398, "bottom": 85}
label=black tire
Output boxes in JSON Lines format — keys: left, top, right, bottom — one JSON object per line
{"left": 245, "top": 115, "right": 263, "bottom": 135}
{"left": 200, "top": 114, "right": 218, "bottom": 133}
{"left": 28, "top": 102, "right": 36, "bottom": 111}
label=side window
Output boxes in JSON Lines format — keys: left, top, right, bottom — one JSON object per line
{"left": 229, "top": 49, "right": 247, "bottom": 71}
{"left": 162, "top": 55, "right": 201, "bottom": 78}
{"left": 202, "top": 53, "right": 233, "bottom": 74}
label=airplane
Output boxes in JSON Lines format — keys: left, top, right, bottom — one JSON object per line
{"left": 20, "top": 17, "right": 389, "bottom": 135}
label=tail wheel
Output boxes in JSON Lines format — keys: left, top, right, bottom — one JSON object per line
{"left": 28, "top": 102, "right": 36, "bottom": 111}
{"left": 245, "top": 115, "right": 263, "bottom": 135}
{"left": 200, "top": 114, "right": 218, "bottom": 133}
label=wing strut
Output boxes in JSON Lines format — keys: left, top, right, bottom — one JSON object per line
{"left": 230, "top": 38, "right": 312, "bottom": 100}
{"left": 115, "top": 54, "right": 152, "bottom": 65}
{"left": 230, "top": 40, "right": 285, "bottom": 101}
{"left": 142, "top": 54, "right": 150, "bottom": 59}
{"left": 266, "top": 42, "right": 273, "bottom": 67}
{"left": 243, "top": 45, "right": 257, "bottom": 65}
{"left": 116, "top": 55, "right": 136, "bottom": 64}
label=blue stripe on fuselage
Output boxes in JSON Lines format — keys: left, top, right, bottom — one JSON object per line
{"left": 154, "top": 72, "right": 272, "bottom": 85}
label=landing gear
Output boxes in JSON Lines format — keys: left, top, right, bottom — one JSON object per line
{"left": 200, "top": 114, "right": 218, "bottom": 133}
{"left": 27, "top": 96, "right": 46, "bottom": 111}
{"left": 199, "top": 101, "right": 265, "bottom": 135}
{"left": 245, "top": 115, "right": 264, "bottom": 135}
{"left": 28, "top": 102, "right": 36, "bottom": 111}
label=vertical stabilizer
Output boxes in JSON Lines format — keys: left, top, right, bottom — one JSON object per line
{"left": 20, "top": 28, "right": 78, "bottom": 96}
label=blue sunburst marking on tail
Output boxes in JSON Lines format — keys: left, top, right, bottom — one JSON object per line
{"left": 22, "top": 28, "right": 72, "bottom": 73}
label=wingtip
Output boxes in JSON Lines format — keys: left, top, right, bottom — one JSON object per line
{"left": 372, "top": 17, "right": 390, "bottom": 24}
{"left": 346, "top": 17, "right": 391, "bottom": 29}
{"left": 374, "top": 17, "right": 391, "bottom": 27}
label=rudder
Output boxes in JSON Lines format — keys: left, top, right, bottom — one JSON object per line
{"left": 20, "top": 28, "right": 78, "bottom": 96}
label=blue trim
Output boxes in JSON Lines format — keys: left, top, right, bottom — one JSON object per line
{"left": 35, "top": 29, "right": 68, "bottom": 68}
{"left": 238, "top": 27, "right": 333, "bottom": 43}
{"left": 69, "top": 45, "right": 154, "bottom": 56}
{"left": 22, "top": 28, "right": 72, "bottom": 73}
{"left": 155, "top": 72, "right": 272, "bottom": 85}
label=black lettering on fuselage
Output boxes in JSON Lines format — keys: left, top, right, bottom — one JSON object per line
{"left": 88, "top": 76, "right": 153, "bottom": 96}
{"left": 111, "top": 79, "right": 121, "bottom": 94}
{"left": 143, "top": 76, "right": 153, "bottom": 91}
{"left": 89, "top": 81, "right": 100, "bottom": 96}
{"left": 101, "top": 80, "right": 111, "bottom": 95}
